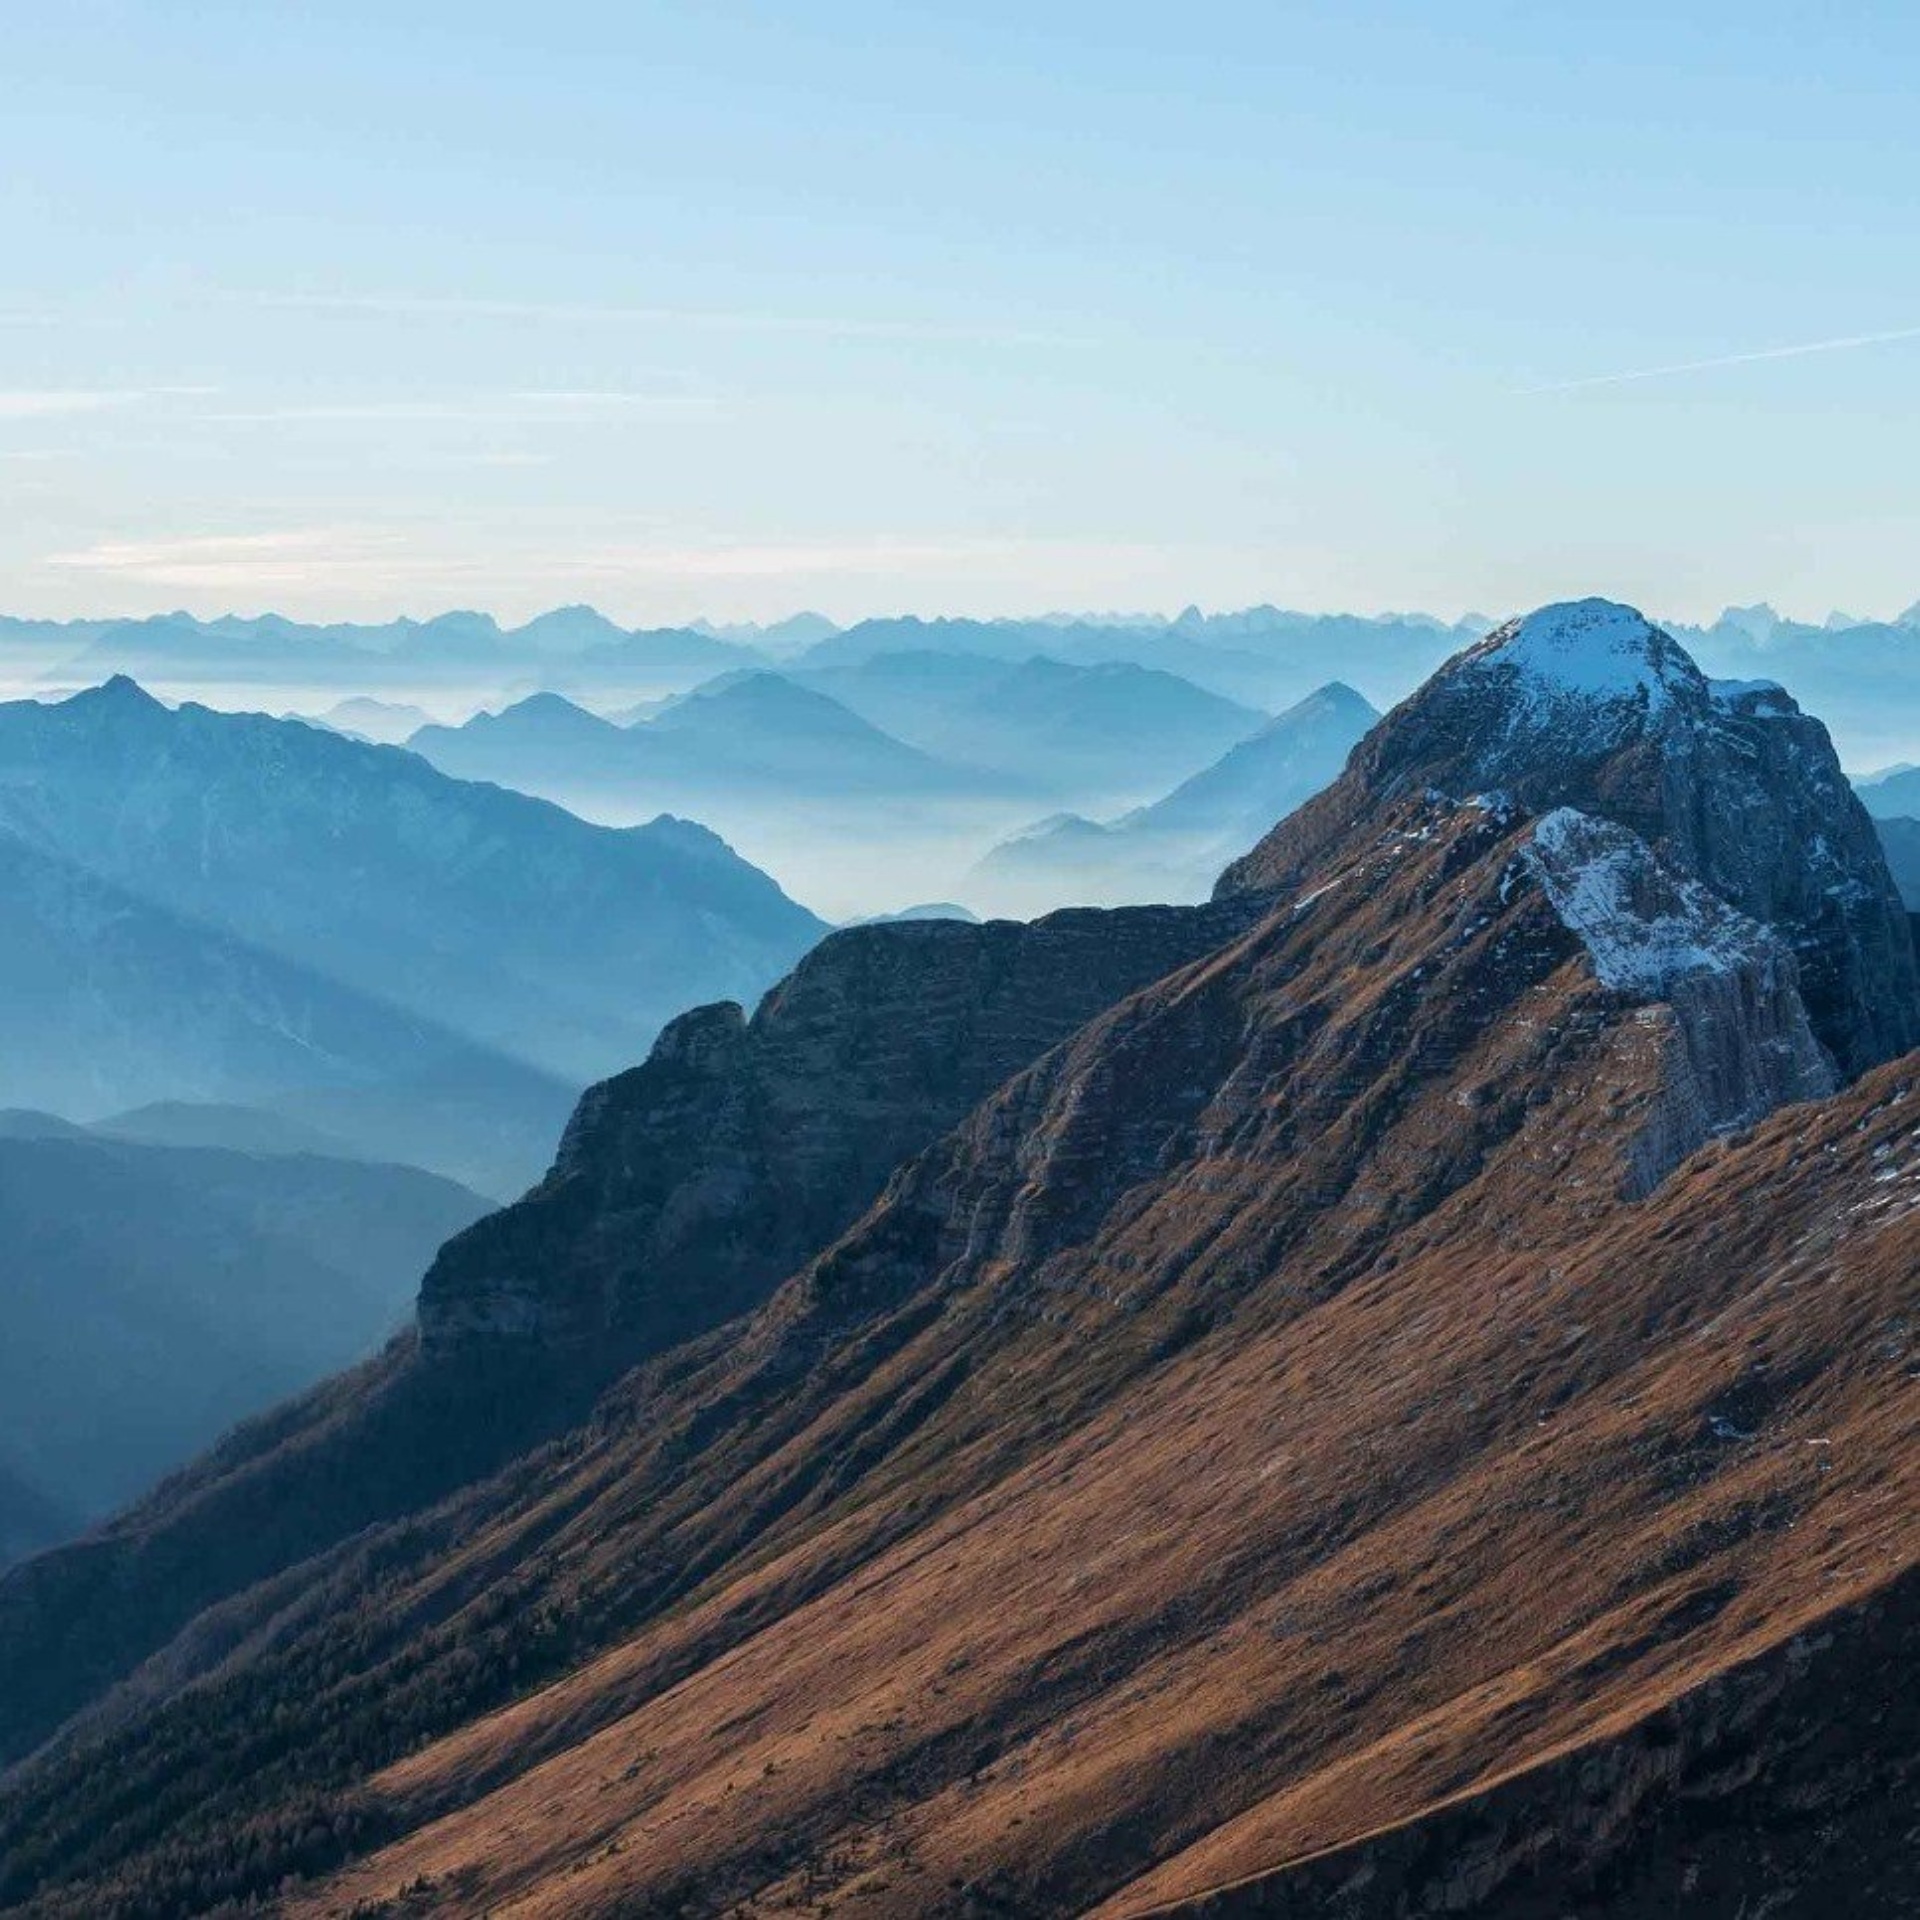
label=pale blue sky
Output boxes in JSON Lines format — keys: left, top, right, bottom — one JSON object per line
{"left": 5, "top": 1, "right": 1920, "bottom": 625}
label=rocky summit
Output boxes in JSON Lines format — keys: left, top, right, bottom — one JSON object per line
{"left": 1223, "top": 597, "right": 1920, "bottom": 1079}
{"left": 0, "top": 601, "right": 1914, "bottom": 1920}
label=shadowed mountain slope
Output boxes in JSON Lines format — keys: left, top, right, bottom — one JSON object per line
{"left": 797, "top": 652, "right": 1271, "bottom": 805}
{"left": 972, "top": 682, "right": 1377, "bottom": 912}
{"left": 0, "top": 680, "right": 825, "bottom": 1185}
{"left": 0, "top": 603, "right": 1914, "bottom": 1920}
{"left": 1872, "top": 813, "right": 1920, "bottom": 911}
{"left": 0, "top": 1134, "right": 490, "bottom": 1564}
{"left": 0, "top": 824, "right": 574, "bottom": 1195}
{"left": 408, "top": 676, "right": 976, "bottom": 811}
{"left": 0, "top": 1473, "right": 73, "bottom": 1578}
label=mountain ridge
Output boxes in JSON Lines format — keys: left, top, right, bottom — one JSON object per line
{"left": 0, "top": 680, "right": 827, "bottom": 1185}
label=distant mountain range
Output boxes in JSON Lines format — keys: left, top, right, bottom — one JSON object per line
{"left": 786, "top": 609, "right": 1473, "bottom": 711}
{"left": 1675, "top": 602, "right": 1920, "bottom": 769}
{"left": 9, "top": 608, "right": 769, "bottom": 708}
{"left": 971, "top": 681, "right": 1379, "bottom": 913}
{"left": 88, "top": 1099, "right": 383, "bottom": 1160}
{"left": 0, "top": 680, "right": 826, "bottom": 1190}
{"left": 0, "top": 1116, "right": 490, "bottom": 1569}
{"left": 787, "top": 652, "right": 1272, "bottom": 805}
{"left": 401, "top": 658, "right": 1280, "bottom": 919}
{"left": 408, "top": 673, "right": 985, "bottom": 813}
{"left": 305, "top": 695, "right": 438, "bottom": 742}
{"left": 12, "top": 596, "right": 1920, "bottom": 768}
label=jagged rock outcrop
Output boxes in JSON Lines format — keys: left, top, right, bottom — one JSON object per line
{"left": 1520, "top": 806, "right": 1836, "bottom": 1191}
{"left": 1221, "top": 598, "right": 1920, "bottom": 1079}
{"left": 419, "top": 897, "right": 1266, "bottom": 1354}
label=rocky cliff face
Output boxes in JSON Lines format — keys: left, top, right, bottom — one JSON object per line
{"left": 419, "top": 897, "right": 1266, "bottom": 1355}
{"left": 1221, "top": 599, "right": 1920, "bottom": 1080}
{"left": 1519, "top": 805, "right": 1836, "bottom": 1192}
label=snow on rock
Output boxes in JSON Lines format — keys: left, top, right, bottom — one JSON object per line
{"left": 1523, "top": 806, "right": 1776, "bottom": 994}
{"left": 1522, "top": 806, "right": 1836, "bottom": 1191}
{"left": 1455, "top": 598, "right": 1697, "bottom": 749}
{"left": 1708, "top": 676, "right": 1792, "bottom": 713}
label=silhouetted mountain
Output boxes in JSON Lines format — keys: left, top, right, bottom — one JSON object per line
{"left": 972, "top": 681, "right": 1377, "bottom": 912}
{"left": 1872, "top": 815, "right": 1920, "bottom": 911}
{"left": 798, "top": 610, "right": 1465, "bottom": 709}
{"left": 0, "top": 680, "right": 825, "bottom": 1188}
{"left": 788, "top": 650, "right": 1270, "bottom": 805}
{"left": 1, "top": 604, "right": 1915, "bottom": 1919}
{"left": 303, "top": 695, "right": 438, "bottom": 743}
{"left": 409, "top": 675, "right": 978, "bottom": 812}
{"left": 843, "top": 901, "right": 981, "bottom": 926}
{"left": 32, "top": 608, "right": 771, "bottom": 707}
{"left": 1130, "top": 681, "right": 1377, "bottom": 836}
{"left": 21, "top": 601, "right": 1920, "bottom": 782}
{"left": 647, "top": 671, "right": 980, "bottom": 790}
{"left": 0, "top": 822, "right": 572, "bottom": 1193}
{"left": 0, "top": 1468, "right": 72, "bottom": 1575}
{"left": 1857, "top": 762, "right": 1920, "bottom": 818}
{"left": 509, "top": 603, "right": 630, "bottom": 655}
{"left": 692, "top": 609, "right": 841, "bottom": 657}
{"left": 64, "top": 612, "right": 365, "bottom": 689}
{"left": 408, "top": 690, "right": 635, "bottom": 785}
{"left": 91, "top": 1101, "right": 376, "bottom": 1162}
{"left": 0, "top": 1129, "right": 489, "bottom": 1569}
{"left": 540, "top": 624, "right": 767, "bottom": 699}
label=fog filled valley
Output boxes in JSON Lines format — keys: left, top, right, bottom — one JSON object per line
{"left": 12, "top": 598, "right": 1920, "bottom": 920}
{"left": 2, "top": 595, "right": 1919, "bottom": 1919}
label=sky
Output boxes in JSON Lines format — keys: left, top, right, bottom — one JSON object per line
{"left": 5, "top": 0, "right": 1920, "bottom": 628}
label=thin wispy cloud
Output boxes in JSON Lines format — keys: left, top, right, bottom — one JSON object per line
{"left": 42, "top": 528, "right": 407, "bottom": 593}
{"left": 1523, "top": 324, "right": 1920, "bottom": 394}
{"left": 195, "top": 390, "right": 719, "bottom": 425}
{"left": 0, "top": 390, "right": 163, "bottom": 420}
{"left": 41, "top": 526, "right": 1154, "bottom": 597}
{"left": 555, "top": 537, "right": 1142, "bottom": 581}
{"left": 0, "top": 387, "right": 220, "bottom": 420}
{"left": 225, "top": 289, "right": 1096, "bottom": 350}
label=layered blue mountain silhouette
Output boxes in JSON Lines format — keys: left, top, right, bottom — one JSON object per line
{"left": 0, "top": 680, "right": 825, "bottom": 1190}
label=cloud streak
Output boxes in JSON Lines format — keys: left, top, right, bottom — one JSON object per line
{"left": 226, "top": 289, "right": 1095, "bottom": 350}
{"left": 41, "top": 527, "right": 1155, "bottom": 596}
{"left": 196, "top": 390, "right": 719, "bottom": 425}
{"left": 1524, "top": 324, "right": 1920, "bottom": 394}
{"left": 0, "top": 390, "right": 164, "bottom": 420}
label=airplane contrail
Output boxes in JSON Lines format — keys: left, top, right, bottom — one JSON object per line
{"left": 1522, "top": 323, "right": 1920, "bottom": 394}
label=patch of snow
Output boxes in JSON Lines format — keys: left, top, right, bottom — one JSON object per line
{"left": 1460, "top": 598, "right": 1688, "bottom": 714}
{"left": 1709, "top": 676, "right": 1794, "bottom": 717}
{"left": 1522, "top": 806, "right": 1782, "bottom": 994}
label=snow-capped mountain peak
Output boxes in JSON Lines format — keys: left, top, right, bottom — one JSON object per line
{"left": 1456, "top": 597, "right": 1696, "bottom": 734}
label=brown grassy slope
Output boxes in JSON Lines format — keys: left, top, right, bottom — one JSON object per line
{"left": 261, "top": 797, "right": 1918, "bottom": 1919}
{"left": 293, "top": 1059, "right": 1917, "bottom": 1919}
